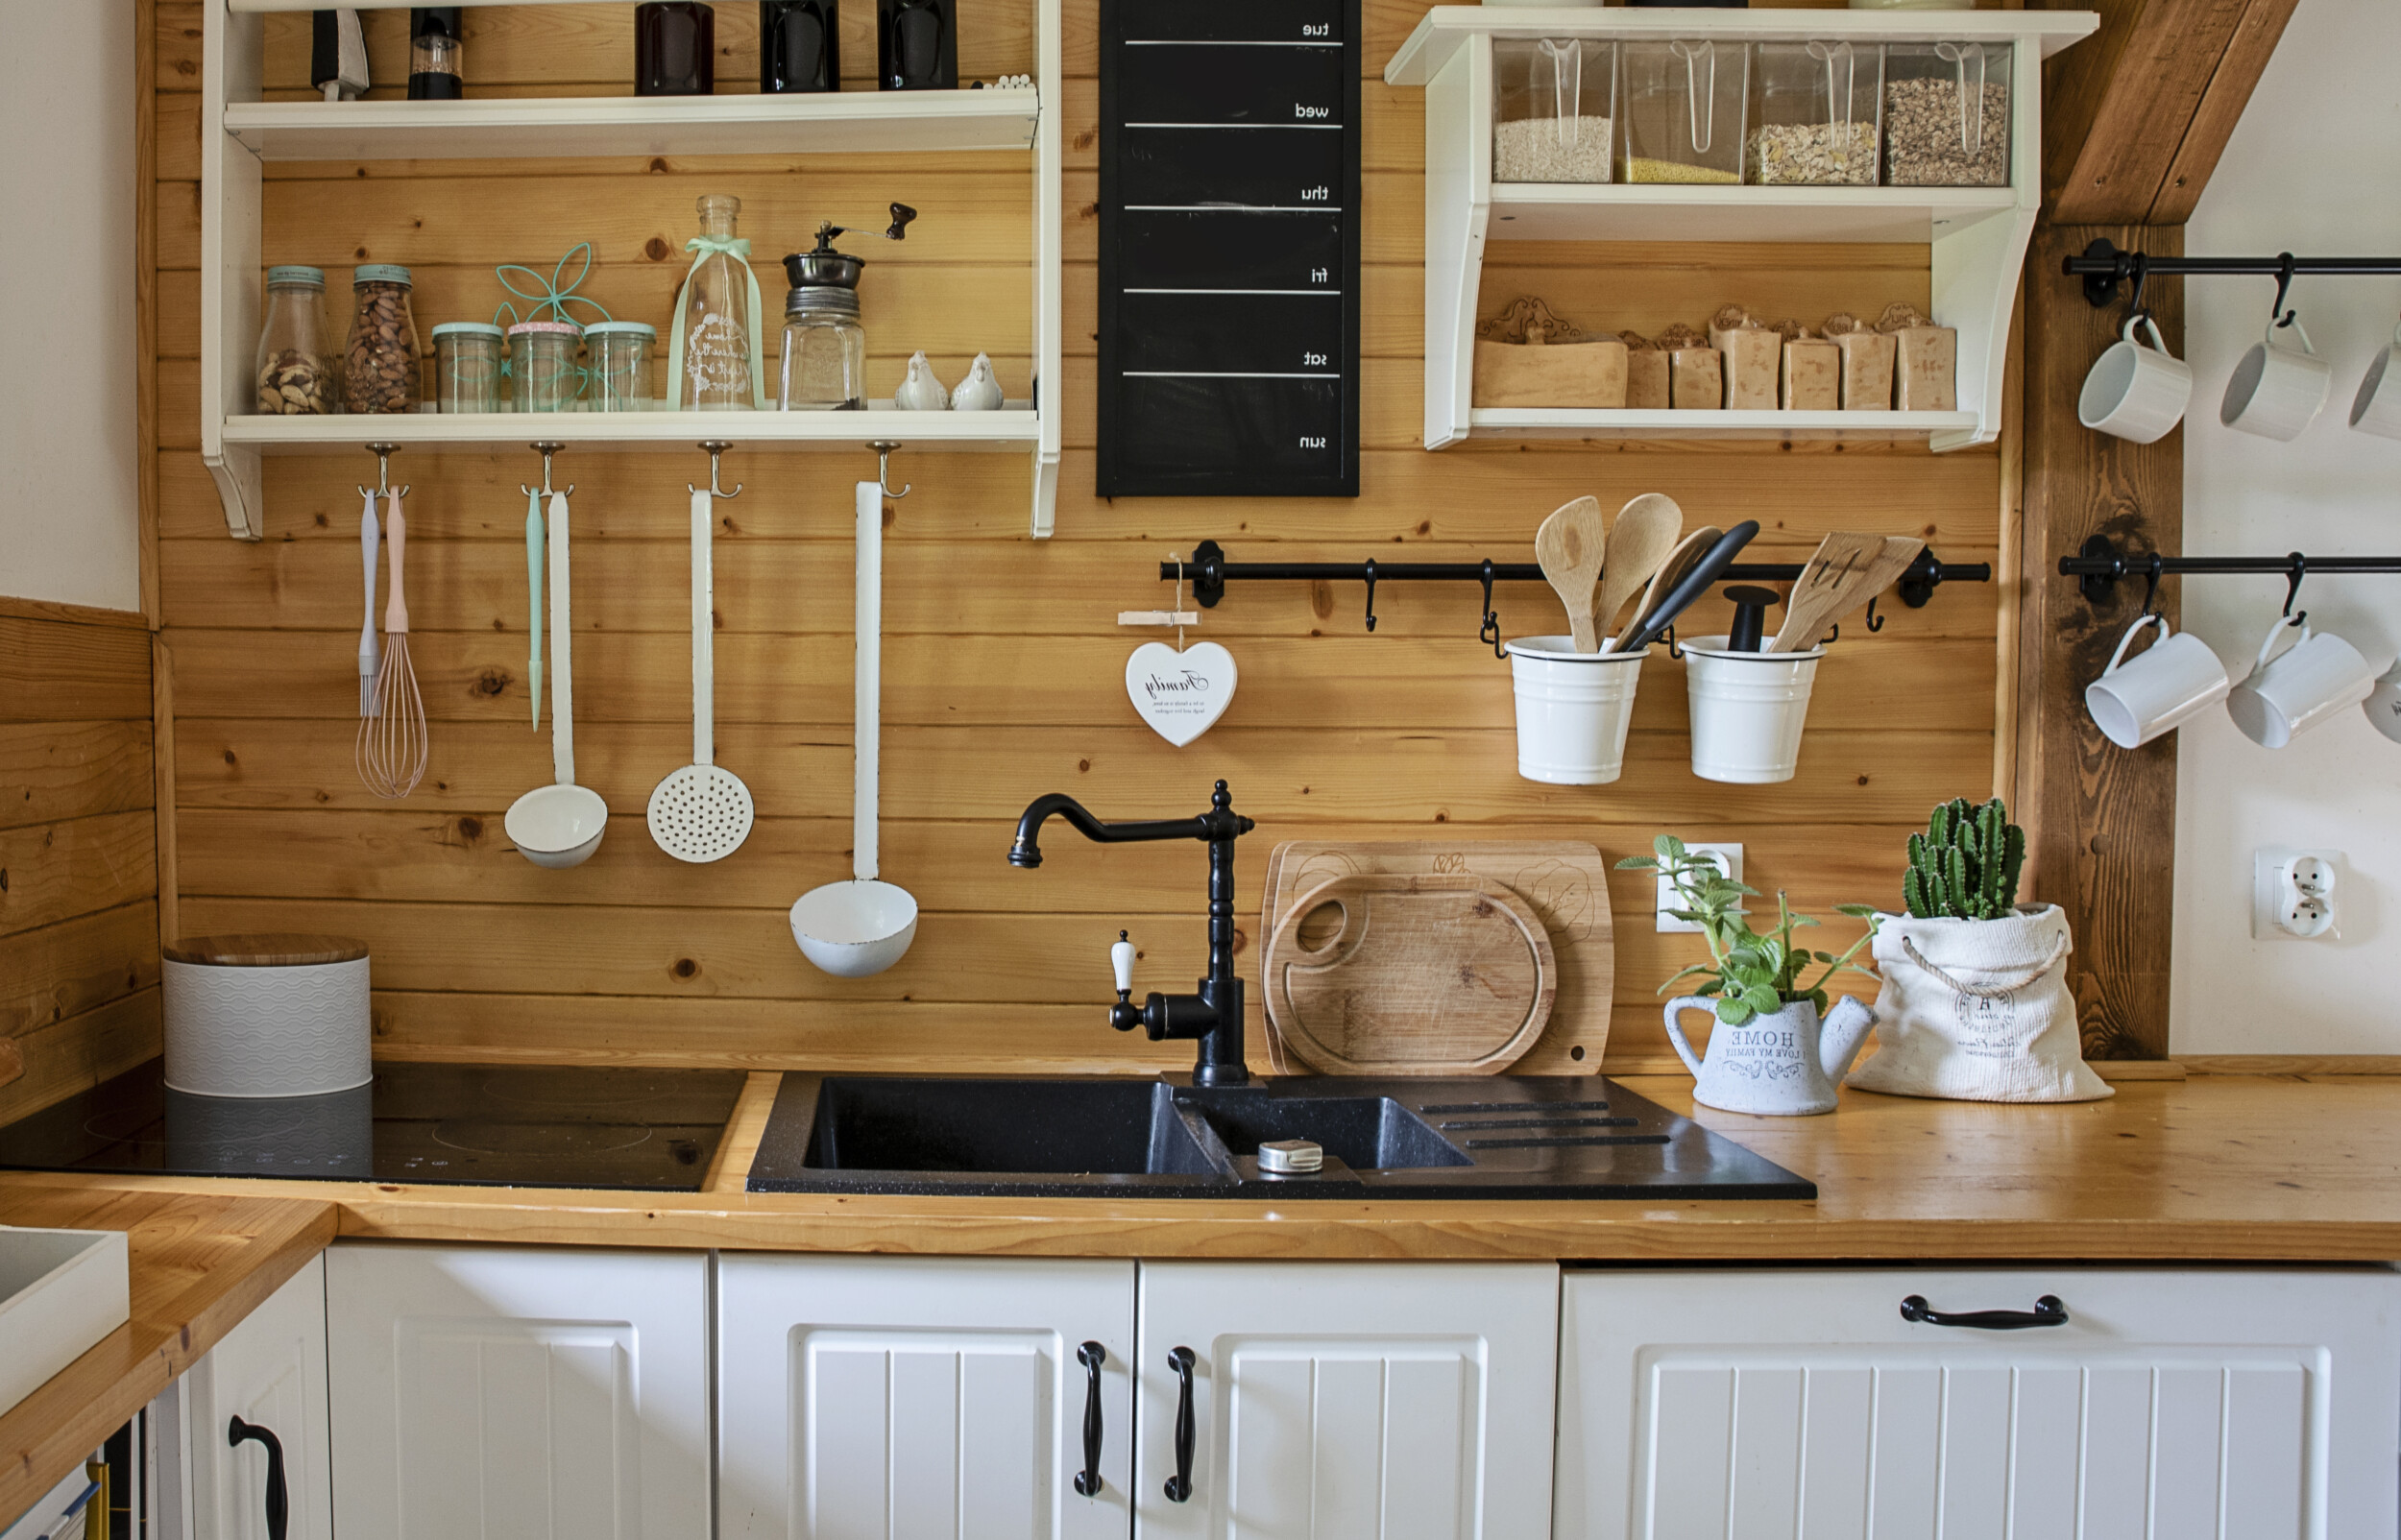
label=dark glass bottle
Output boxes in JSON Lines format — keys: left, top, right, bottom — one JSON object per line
{"left": 877, "top": 0, "right": 955, "bottom": 90}
{"left": 407, "top": 9, "right": 464, "bottom": 100}
{"left": 763, "top": 0, "right": 840, "bottom": 93}
{"left": 636, "top": 2, "right": 716, "bottom": 96}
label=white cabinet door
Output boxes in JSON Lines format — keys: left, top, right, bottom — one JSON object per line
{"left": 1135, "top": 1262, "right": 1560, "bottom": 1540}
{"left": 718, "top": 1255, "right": 1136, "bottom": 1540}
{"left": 1557, "top": 1266, "right": 2401, "bottom": 1540}
{"left": 326, "top": 1243, "right": 709, "bottom": 1540}
{"left": 187, "top": 1254, "right": 331, "bottom": 1540}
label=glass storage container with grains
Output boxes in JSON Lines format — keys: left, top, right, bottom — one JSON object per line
{"left": 777, "top": 226, "right": 869, "bottom": 410}
{"left": 344, "top": 265, "right": 421, "bottom": 415}
{"left": 1492, "top": 39, "right": 1615, "bottom": 183}
{"left": 585, "top": 321, "right": 656, "bottom": 412}
{"left": 407, "top": 7, "right": 463, "bottom": 100}
{"left": 1620, "top": 39, "right": 1746, "bottom": 184}
{"left": 508, "top": 321, "right": 583, "bottom": 413}
{"left": 431, "top": 321, "right": 503, "bottom": 412}
{"left": 255, "top": 265, "right": 335, "bottom": 415}
{"left": 1749, "top": 41, "right": 1880, "bottom": 186}
{"left": 674, "top": 193, "right": 760, "bottom": 410}
{"left": 1882, "top": 42, "right": 2009, "bottom": 186}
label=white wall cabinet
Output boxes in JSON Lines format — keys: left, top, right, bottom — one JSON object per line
{"left": 325, "top": 1243, "right": 710, "bottom": 1540}
{"left": 186, "top": 1255, "right": 332, "bottom": 1540}
{"left": 718, "top": 1255, "right": 1137, "bottom": 1540}
{"left": 1557, "top": 1266, "right": 2401, "bottom": 1540}
{"left": 1134, "top": 1262, "right": 1560, "bottom": 1540}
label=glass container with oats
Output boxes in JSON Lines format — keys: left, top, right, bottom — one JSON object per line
{"left": 1493, "top": 39, "right": 1615, "bottom": 184}
{"left": 1620, "top": 40, "right": 1746, "bottom": 184}
{"left": 1882, "top": 42, "right": 2010, "bottom": 186}
{"left": 1748, "top": 41, "right": 1881, "bottom": 186}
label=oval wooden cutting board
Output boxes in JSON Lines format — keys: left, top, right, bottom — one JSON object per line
{"left": 1264, "top": 873, "right": 1557, "bottom": 1075}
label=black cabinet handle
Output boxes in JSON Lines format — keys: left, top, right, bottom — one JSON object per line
{"left": 228, "top": 1416, "right": 289, "bottom": 1540}
{"left": 1900, "top": 1293, "right": 2069, "bottom": 1330}
{"left": 1163, "top": 1346, "right": 1197, "bottom": 1503}
{"left": 1074, "top": 1341, "right": 1106, "bottom": 1497}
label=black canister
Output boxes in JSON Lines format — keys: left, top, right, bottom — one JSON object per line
{"left": 763, "top": 0, "right": 840, "bottom": 92}
{"left": 407, "top": 8, "right": 464, "bottom": 99}
{"left": 877, "top": 0, "right": 955, "bottom": 90}
{"left": 637, "top": 2, "right": 717, "bottom": 95}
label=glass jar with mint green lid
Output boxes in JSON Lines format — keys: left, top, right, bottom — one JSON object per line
{"left": 431, "top": 322, "right": 505, "bottom": 413}
{"left": 584, "top": 321, "right": 656, "bottom": 412}
{"left": 508, "top": 321, "right": 584, "bottom": 413}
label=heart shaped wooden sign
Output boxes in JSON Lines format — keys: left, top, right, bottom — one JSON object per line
{"left": 1126, "top": 641, "right": 1237, "bottom": 746}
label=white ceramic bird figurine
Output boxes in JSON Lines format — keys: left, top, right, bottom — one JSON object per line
{"left": 950, "top": 352, "right": 1004, "bottom": 411}
{"left": 894, "top": 350, "right": 948, "bottom": 411}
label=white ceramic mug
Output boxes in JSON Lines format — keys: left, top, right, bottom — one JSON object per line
{"left": 2364, "top": 658, "right": 2401, "bottom": 744}
{"left": 2226, "top": 615, "right": 2375, "bottom": 748}
{"left": 2083, "top": 613, "right": 2230, "bottom": 749}
{"left": 2078, "top": 314, "right": 2192, "bottom": 444}
{"left": 2350, "top": 321, "right": 2401, "bottom": 441}
{"left": 2220, "top": 318, "right": 2330, "bottom": 441}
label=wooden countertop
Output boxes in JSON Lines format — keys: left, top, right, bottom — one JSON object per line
{"left": 0, "top": 1187, "right": 336, "bottom": 1526}
{"left": 4, "top": 1073, "right": 2400, "bottom": 1266}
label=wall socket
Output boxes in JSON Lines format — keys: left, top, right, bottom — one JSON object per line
{"left": 2252, "top": 848, "right": 2341, "bottom": 941}
{"left": 1657, "top": 844, "right": 1743, "bottom": 933}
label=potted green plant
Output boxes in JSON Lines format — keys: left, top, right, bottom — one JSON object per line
{"left": 1615, "top": 835, "right": 1881, "bottom": 1116}
{"left": 1846, "top": 797, "right": 2112, "bottom": 1103}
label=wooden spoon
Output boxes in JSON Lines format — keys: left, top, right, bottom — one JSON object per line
{"left": 1607, "top": 524, "right": 1720, "bottom": 652}
{"left": 1593, "top": 493, "right": 1684, "bottom": 648}
{"left": 1534, "top": 496, "right": 1608, "bottom": 652}
{"left": 1768, "top": 533, "right": 1928, "bottom": 652}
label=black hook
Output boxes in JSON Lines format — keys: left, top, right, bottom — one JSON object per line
{"left": 1665, "top": 625, "right": 1684, "bottom": 660}
{"left": 1863, "top": 594, "right": 1886, "bottom": 634}
{"left": 2282, "top": 551, "right": 2308, "bottom": 625}
{"left": 1362, "top": 559, "right": 1378, "bottom": 634}
{"left": 1819, "top": 623, "right": 1841, "bottom": 647}
{"left": 2139, "top": 554, "right": 2164, "bottom": 620}
{"left": 2271, "top": 253, "right": 2297, "bottom": 329}
{"left": 1477, "top": 559, "right": 1504, "bottom": 658}
{"left": 2123, "top": 252, "right": 2151, "bottom": 328}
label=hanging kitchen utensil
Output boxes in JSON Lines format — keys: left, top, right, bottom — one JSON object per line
{"left": 506, "top": 476, "right": 610, "bottom": 869}
{"left": 1608, "top": 524, "right": 1721, "bottom": 653}
{"left": 790, "top": 476, "right": 919, "bottom": 976}
{"left": 355, "top": 489, "right": 380, "bottom": 719}
{"left": 1768, "top": 533, "right": 1927, "bottom": 653}
{"left": 1592, "top": 493, "right": 1684, "bottom": 647}
{"left": 524, "top": 488, "right": 544, "bottom": 730}
{"left": 357, "top": 491, "right": 427, "bottom": 799}
{"left": 1614, "top": 520, "right": 1762, "bottom": 657}
{"left": 648, "top": 466, "right": 755, "bottom": 861}
{"left": 1535, "top": 495, "right": 1608, "bottom": 652}
{"left": 1125, "top": 557, "right": 1237, "bottom": 747}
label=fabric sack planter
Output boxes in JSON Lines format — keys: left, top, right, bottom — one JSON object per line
{"left": 1846, "top": 903, "right": 2112, "bottom": 1103}
{"left": 1505, "top": 638, "right": 1647, "bottom": 784}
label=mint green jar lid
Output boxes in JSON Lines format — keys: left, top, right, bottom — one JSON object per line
{"left": 266, "top": 265, "right": 325, "bottom": 287}
{"left": 431, "top": 322, "right": 505, "bottom": 340}
{"left": 584, "top": 322, "right": 657, "bottom": 339}
{"left": 353, "top": 264, "right": 413, "bottom": 286}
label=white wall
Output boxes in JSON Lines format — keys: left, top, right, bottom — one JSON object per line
{"left": 0, "top": 0, "right": 142, "bottom": 614}
{"left": 2173, "top": 0, "right": 2401, "bottom": 1051}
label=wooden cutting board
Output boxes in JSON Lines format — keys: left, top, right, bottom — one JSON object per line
{"left": 1261, "top": 840, "right": 1614, "bottom": 1075}
{"left": 1264, "top": 874, "right": 1555, "bottom": 1075}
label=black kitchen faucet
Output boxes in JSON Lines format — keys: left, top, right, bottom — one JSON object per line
{"left": 1009, "top": 780, "right": 1255, "bottom": 1086}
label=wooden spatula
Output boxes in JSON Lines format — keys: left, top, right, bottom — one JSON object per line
{"left": 1606, "top": 524, "right": 1719, "bottom": 652}
{"left": 1592, "top": 493, "right": 1684, "bottom": 649}
{"left": 1535, "top": 496, "right": 1608, "bottom": 652}
{"left": 1768, "top": 533, "right": 1928, "bottom": 652}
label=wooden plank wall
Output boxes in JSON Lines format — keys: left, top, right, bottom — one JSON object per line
{"left": 150, "top": 1, "right": 2002, "bottom": 1076}
{"left": 0, "top": 606, "right": 164, "bottom": 1121}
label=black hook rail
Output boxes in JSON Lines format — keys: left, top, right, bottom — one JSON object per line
{"left": 2065, "top": 236, "right": 2401, "bottom": 311}
{"left": 2059, "top": 533, "right": 2401, "bottom": 607}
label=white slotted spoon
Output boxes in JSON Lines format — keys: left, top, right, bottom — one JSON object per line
{"left": 648, "top": 486, "right": 754, "bottom": 861}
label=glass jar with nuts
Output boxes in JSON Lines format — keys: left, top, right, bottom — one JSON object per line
{"left": 344, "top": 264, "right": 423, "bottom": 415}
{"left": 254, "top": 265, "right": 336, "bottom": 415}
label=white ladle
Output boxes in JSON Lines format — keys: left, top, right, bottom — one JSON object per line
{"left": 790, "top": 479, "right": 919, "bottom": 976}
{"left": 505, "top": 488, "right": 609, "bottom": 868}
{"left": 647, "top": 487, "right": 754, "bottom": 861}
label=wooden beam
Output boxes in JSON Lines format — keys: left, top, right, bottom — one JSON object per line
{"left": 2017, "top": 224, "right": 2184, "bottom": 1060}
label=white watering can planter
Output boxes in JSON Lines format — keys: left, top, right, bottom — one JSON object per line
{"left": 1661, "top": 995, "right": 1877, "bottom": 1116}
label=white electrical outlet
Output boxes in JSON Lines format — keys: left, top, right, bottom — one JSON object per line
{"left": 1657, "top": 844, "right": 1744, "bottom": 933}
{"left": 2252, "top": 848, "right": 2341, "bottom": 940}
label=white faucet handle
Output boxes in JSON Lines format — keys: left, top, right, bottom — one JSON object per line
{"left": 1111, "top": 930, "right": 1136, "bottom": 995}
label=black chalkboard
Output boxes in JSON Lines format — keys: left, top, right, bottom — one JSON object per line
{"left": 1095, "top": 0, "right": 1363, "bottom": 497}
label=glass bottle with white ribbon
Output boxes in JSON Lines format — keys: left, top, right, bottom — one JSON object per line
{"left": 669, "top": 193, "right": 765, "bottom": 410}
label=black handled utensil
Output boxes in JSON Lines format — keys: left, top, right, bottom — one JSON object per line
{"left": 1613, "top": 520, "right": 1761, "bottom": 657}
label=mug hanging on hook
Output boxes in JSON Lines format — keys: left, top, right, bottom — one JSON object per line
{"left": 1123, "top": 554, "right": 1238, "bottom": 748}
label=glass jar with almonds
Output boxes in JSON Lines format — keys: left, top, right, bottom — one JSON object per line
{"left": 254, "top": 266, "right": 337, "bottom": 415}
{"left": 1748, "top": 42, "right": 1880, "bottom": 186}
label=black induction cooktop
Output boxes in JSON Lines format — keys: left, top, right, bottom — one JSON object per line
{"left": 0, "top": 1059, "right": 747, "bottom": 1190}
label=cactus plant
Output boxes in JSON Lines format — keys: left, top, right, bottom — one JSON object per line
{"left": 1903, "top": 797, "right": 2026, "bottom": 920}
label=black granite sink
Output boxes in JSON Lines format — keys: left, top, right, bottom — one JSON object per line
{"left": 750, "top": 1073, "right": 1814, "bottom": 1200}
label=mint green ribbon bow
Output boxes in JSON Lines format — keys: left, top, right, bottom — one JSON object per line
{"left": 666, "top": 233, "right": 767, "bottom": 411}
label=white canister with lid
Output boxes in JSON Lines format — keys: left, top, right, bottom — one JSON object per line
{"left": 163, "top": 934, "right": 373, "bottom": 1097}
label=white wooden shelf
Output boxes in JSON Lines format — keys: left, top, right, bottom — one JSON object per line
{"left": 199, "top": 3, "right": 1063, "bottom": 540}
{"left": 1388, "top": 7, "right": 2098, "bottom": 454}
{"left": 222, "top": 408, "right": 1042, "bottom": 453}
{"left": 225, "top": 91, "right": 1039, "bottom": 161}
